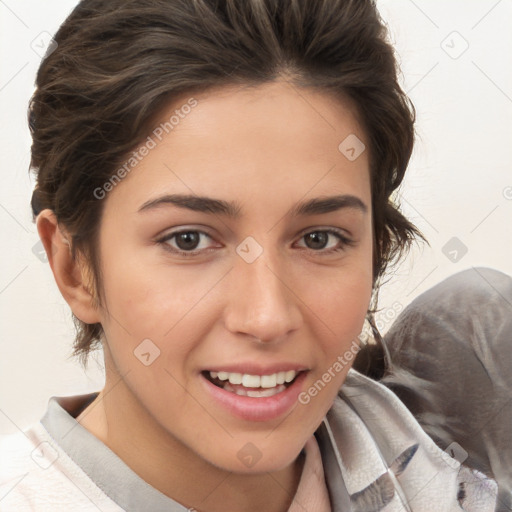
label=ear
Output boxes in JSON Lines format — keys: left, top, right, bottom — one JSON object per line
{"left": 36, "top": 209, "right": 101, "bottom": 325}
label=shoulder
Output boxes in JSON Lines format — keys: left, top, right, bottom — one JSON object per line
{"left": 0, "top": 428, "right": 39, "bottom": 486}
{"left": 0, "top": 423, "right": 122, "bottom": 511}
{"left": 0, "top": 426, "right": 56, "bottom": 510}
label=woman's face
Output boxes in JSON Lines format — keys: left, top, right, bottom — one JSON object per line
{"left": 95, "top": 81, "right": 373, "bottom": 473}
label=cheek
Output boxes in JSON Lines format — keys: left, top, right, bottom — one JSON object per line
{"left": 97, "top": 258, "right": 204, "bottom": 413}
{"left": 315, "top": 271, "right": 371, "bottom": 364}
{"left": 97, "top": 250, "right": 230, "bottom": 394}
{"left": 305, "top": 252, "right": 373, "bottom": 340}
{"left": 100, "top": 250, "right": 208, "bottom": 336}
{"left": 294, "top": 269, "right": 372, "bottom": 419}
{"left": 299, "top": 251, "right": 373, "bottom": 385}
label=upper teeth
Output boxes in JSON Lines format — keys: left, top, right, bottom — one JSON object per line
{"left": 209, "top": 370, "right": 297, "bottom": 388}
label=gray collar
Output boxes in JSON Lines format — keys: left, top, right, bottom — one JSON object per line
{"left": 41, "top": 393, "right": 190, "bottom": 512}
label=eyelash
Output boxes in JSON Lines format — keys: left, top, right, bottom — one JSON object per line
{"left": 156, "top": 228, "right": 355, "bottom": 258}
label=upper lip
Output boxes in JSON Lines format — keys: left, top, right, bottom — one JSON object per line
{"left": 201, "top": 363, "right": 309, "bottom": 375}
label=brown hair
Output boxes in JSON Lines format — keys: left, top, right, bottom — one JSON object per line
{"left": 29, "top": 0, "right": 425, "bottom": 366}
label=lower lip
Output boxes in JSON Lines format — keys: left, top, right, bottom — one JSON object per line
{"left": 200, "top": 371, "right": 308, "bottom": 422}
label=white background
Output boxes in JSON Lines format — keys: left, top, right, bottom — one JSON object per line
{"left": 1, "top": 0, "right": 511, "bottom": 433}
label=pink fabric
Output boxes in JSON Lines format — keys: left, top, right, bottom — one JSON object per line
{"left": 288, "top": 436, "right": 331, "bottom": 511}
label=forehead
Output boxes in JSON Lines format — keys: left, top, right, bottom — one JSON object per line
{"left": 104, "top": 81, "right": 370, "bottom": 212}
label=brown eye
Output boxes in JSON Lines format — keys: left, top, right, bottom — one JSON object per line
{"left": 304, "top": 231, "right": 329, "bottom": 250}
{"left": 296, "top": 229, "right": 354, "bottom": 254}
{"left": 158, "top": 229, "right": 217, "bottom": 256}
{"left": 174, "top": 231, "right": 200, "bottom": 250}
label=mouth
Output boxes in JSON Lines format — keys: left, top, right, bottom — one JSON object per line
{"left": 200, "top": 368, "right": 308, "bottom": 422}
{"left": 202, "top": 370, "right": 302, "bottom": 398}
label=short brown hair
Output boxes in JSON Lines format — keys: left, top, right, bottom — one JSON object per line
{"left": 29, "top": 0, "right": 424, "bottom": 364}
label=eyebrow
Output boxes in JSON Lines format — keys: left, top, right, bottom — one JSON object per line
{"left": 138, "top": 193, "right": 368, "bottom": 217}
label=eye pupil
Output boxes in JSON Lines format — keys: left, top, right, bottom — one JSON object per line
{"left": 305, "top": 231, "right": 328, "bottom": 249}
{"left": 176, "top": 232, "right": 200, "bottom": 250}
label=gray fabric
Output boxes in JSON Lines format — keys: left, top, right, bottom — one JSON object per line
{"left": 381, "top": 266, "right": 512, "bottom": 511}
{"left": 41, "top": 396, "right": 189, "bottom": 512}
{"left": 315, "top": 420, "right": 353, "bottom": 511}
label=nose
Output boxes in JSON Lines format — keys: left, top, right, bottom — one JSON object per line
{"left": 223, "top": 248, "right": 303, "bottom": 343}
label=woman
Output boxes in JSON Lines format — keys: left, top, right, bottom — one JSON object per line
{"left": 0, "top": 0, "right": 498, "bottom": 510}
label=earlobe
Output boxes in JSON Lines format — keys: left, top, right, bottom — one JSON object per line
{"left": 36, "top": 209, "right": 101, "bottom": 325}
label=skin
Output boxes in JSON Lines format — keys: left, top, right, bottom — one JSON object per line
{"left": 37, "top": 80, "right": 373, "bottom": 512}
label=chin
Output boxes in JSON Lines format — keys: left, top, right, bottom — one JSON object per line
{"left": 199, "top": 436, "right": 307, "bottom": 475}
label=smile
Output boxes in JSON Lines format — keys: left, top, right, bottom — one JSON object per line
{"left": 205, "top": 370, "right": 299, "bottom": 397}
{"left": 201, "top": 369, "right": 308, "bottom": 421}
